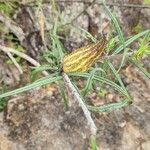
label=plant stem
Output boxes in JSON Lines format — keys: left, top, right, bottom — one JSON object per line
{"left": 62, "top": 73, "right": 97, "bottom": 135}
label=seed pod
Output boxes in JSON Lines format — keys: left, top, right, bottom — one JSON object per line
{"left": 63, "top": 38, "right": 107, "bottom": 73}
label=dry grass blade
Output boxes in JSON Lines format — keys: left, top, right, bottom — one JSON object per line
{"left": 38, "top": 10, "right": 46, "bottom": 46}
{"left": 0, "top": 45, "right": 49, "bottom": 76}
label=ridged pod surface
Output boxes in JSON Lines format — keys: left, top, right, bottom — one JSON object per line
{"left": 63, "top": 38, "right": 107, "bottom": 73}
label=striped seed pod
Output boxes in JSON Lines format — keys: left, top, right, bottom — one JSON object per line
{"left": 63, "top": 38, "right": 107, "bottom": 73}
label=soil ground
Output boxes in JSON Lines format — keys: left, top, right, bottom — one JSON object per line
{"left": 0, "top": 0, "right": 150, "bottom": 150}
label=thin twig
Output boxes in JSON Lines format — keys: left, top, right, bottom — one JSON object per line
{"left": 0, "top": 45, "right": 49, "bottom": 76}
{"left": 6, "top": 51, "right": 23, "bottom": 74}
{"left": 62, "top": 72, "right": 97, "bottom": 135}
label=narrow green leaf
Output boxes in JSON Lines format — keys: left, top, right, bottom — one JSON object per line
{"left": 87, "top": 99, "right": 131, "bottom": 112}
{"left": 69, "top": 73, "right": 131, "bottom": 112}
{"left": 31, "top": 65, "right": 52, "bottom": 81}
{"left": 0, "top": 75, "right": 62, "bottom": 99}
{"left": 113, "top": 30, "right": 150, "bottom": 54}
{"left": 108, "top": 61, "right": 130, "bottom": 99}
{"left": 59, "top": 82, "right": 69, "bottom": 111}
{"left": 69, "top": 72, "right": 128, "bottom": 97}
{"left": 102, "top": 0, "right": 128, "bottom": 72}
{"left": 102, "top": 0, "right": 124, "bottom": 45}
{"left": 82, "top": 69, "right": 96, "bottom": 97}
{"left": 129, "top": 58, "right": 150, "bottom": 79}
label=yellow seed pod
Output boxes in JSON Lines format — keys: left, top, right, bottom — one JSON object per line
{"left": 63, "top": 38, "right": 107, "bottom": 73}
